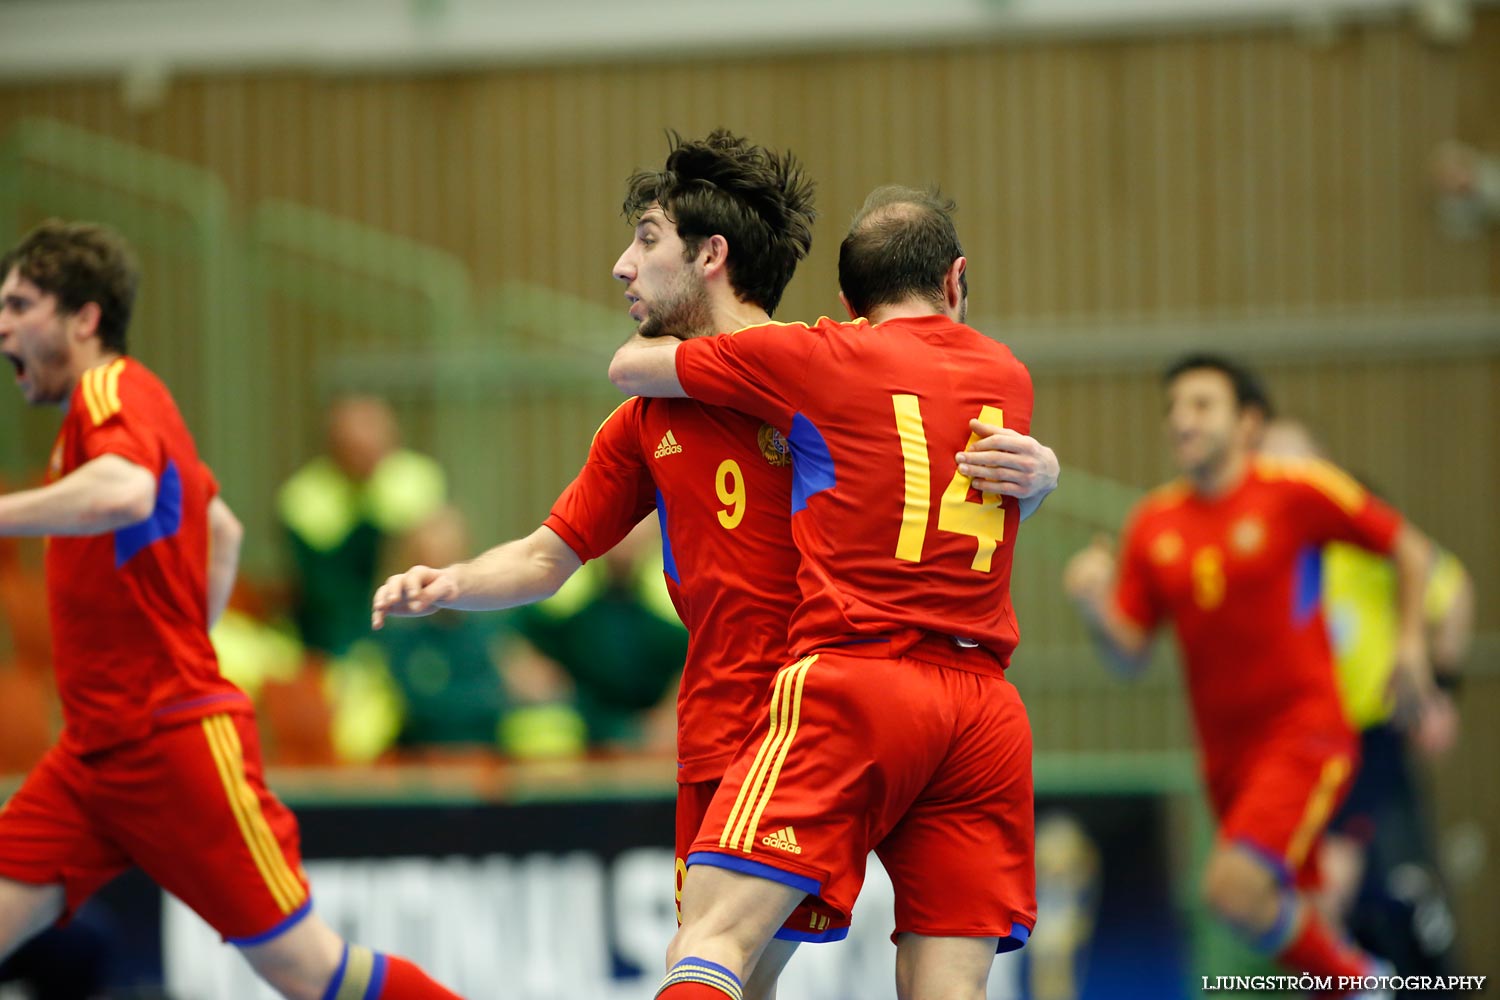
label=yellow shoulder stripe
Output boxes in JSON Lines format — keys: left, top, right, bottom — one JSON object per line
{"left": 1256, "top": 456, "right": 1366, "bottom": 515}
{"left": 1142, "top": 479, "right": 1190, "bottom": 512}
{"left": 591, "top": 398, "right": 635, "bottom": 447}
{"left": 79, "top": 369, "right": 105, "bottom": 425}
{"left": 722, "top": 319, "right": 813, "bottom": 336}
{"left": 80, "top": 359, "right": 126, "bottom": 427}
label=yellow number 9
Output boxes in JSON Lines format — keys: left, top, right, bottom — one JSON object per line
{"left": 716, "top": 459, "right": 745, "bottom": 529}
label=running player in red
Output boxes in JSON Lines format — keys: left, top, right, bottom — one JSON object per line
{"left": 0, "top": 221, "right": 461, "bottom": 1000}
{"left": 375, "top": 145, "right": 1056, "bottom": 1000}
{"left": 609, "top": 186, "right": 1040, "bottom": 1000}
{"left": 1062, "top": 354, "right": 1437, "bottom": 992}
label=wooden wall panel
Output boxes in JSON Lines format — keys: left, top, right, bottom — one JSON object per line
{"left": 1, "top": 17, "right": 1496, "bottom": 325}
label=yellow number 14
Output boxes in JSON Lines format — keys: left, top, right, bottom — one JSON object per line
{"left": 892, "top": 395, "right": 1006, "bottom": 572}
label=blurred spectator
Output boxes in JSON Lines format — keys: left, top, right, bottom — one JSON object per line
{"left": 277, "top": 395, "right": 445, "bottom": 656}
{"left": 209, "top": 588, "right": 335, "bottom": 767}
{"left": 1261, "top": 419, "right": 1473, "bottom": 980}
{"left": 373, "top": 506, "right": 513, "bottom": 752}
{"left": 511, "top": 518, "right": 685, "bottom": 753}
{"left": 324, "top": 506, "right": 588, "bottom": 763}
{"left": 1431, "top": 139, "right": 1500, "bottom": 238}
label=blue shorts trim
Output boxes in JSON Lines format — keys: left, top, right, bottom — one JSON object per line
{"left": 366, "top": 953, "right": 388, "bottom": 1000}
{"left": 227, "top": 898, "right": 313, "bottom": 947}
{"left": 773, "top": 924, "right": 851, "bottom": 944}
{"left": 687, "top": 850, "right": 822, "bottom": 897}
{"left": 997, "top": 923, "right": 1030, "bottom": 953}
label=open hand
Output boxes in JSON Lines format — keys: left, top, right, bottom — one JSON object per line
{"left": 371, "top": 564, "right": 460, "bottom": 630}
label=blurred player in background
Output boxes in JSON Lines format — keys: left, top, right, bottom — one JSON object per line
{"left": 1064, "top": 355, "right": 1438, "bottom": 994}
{"left": 1261, "top": 419, "right": 1473, "bottom": 987}
{"left": 375, "top": 134, "right": 1056, "bottom": 1000}
{"left": 610, "top": 185, "right": 1046, "bottom": 1000}
{"left": 0, "top": 221, "right": 461, "bottom": 1000}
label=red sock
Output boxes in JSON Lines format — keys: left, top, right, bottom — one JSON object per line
{"left": 1276, "top": 910, "right": 1373, "bottom": 980}
{"left": 375, "top": 954, "right": 464, "bottom": 999}
{"left": 657, "top": 985, "right": 742, "bottom": 1000}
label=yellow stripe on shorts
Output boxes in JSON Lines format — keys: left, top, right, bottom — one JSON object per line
{"left": 721, "top": 655, "right": 816, "bottom": 853}
{"left": 202, "top": 715, "right": 306, "bottom": 913}
{"left": 1285, "top": 755, "right": 1352, "bottom": 870}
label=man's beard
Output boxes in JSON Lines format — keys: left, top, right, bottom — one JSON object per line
{"left": 638, "top": 275, "right": 715, "bottom": 341}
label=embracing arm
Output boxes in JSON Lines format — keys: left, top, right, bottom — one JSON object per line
{"left": 0, "top": 454, "right": 155, "bottom": 536}
{"left": 608, "top": 334, "right": 689, "bottom": 398}
{"left": 372, "top": 524, "right": 583, "bottom": 629}
{"left": 956, "top": 421, "right": 1059, "bottom": 522}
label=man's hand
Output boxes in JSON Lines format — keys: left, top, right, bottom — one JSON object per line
{"left": 372, "top": 564, "right": 461, "bottom": 629}
{"left": 1063, "top": 534, "right": 1152, "bottom": 673}
{"left": 1064, "top": 535, "right": 1117, "bottom": 609}
{"left": 1390, "top": 635, "right": 1448, "bottom": 751}
{"left": 956, "top": 421, "right": 1059, "bottom": 501}
{"left": 1410, "top": 690, "right": 1460, "bottom": 758}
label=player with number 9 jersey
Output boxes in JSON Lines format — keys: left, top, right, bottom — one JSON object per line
{"left": 545, "top": 389, "right": 854, "bottom": 943}
{"left": 545, "top": 396, "right": 800, "bottom": 785}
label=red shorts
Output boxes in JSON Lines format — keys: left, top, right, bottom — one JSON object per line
{"left": 688, "top": 641, "right": 1035, "bottom": 948}
{"left": 678, "top": 778, "right": 848, "bottom": 942}
{"left": 1208, "top": 735, "right": 1358, "bottom": 889}
{"left": 0, "top": 712, "right": 311, "bottom": 944}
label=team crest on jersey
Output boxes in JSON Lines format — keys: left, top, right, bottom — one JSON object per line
{"left": 1231, "top": 517, "right": 1266, "bottom": 555}
{"left": 1150, "top": 530, "right": 1184, "bottom": 565}
{"left": 758, "top": 424, "right": 791, "bottom": 467}
{"left": 48, "top": 441, "right": 63, "bottom": 478}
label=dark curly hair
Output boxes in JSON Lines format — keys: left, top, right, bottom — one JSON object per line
{"left": 623, "top": 129, "right": 815, "bottom": 316}
{"left": 1, "top": 219, "right": 139, "bottom": 354}
{"left": 1164, "top": 353, "right": 1275, "bottom": 418}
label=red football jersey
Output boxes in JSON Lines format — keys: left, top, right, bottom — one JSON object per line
{"left": 45, "top": 358, "right": 249, "bottom": 755}
{"left": 1113, "top": 457, "right": 1402, "bottom": 765}
{"left": 544, "top": 396, "right": 800, "bottom": 782}
{"left": 675, "top": 315, "right": 1035, "bottom": 668}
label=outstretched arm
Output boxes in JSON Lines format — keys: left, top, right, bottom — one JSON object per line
{"left": 372, "top": 525, "right": 583, "bottom": 629}
{"left": 1388, "top": 522, "right": 1443, "bottom": 741}
{"left": 608, "top": 334, "right": 688, "bottom": 398}
{"left": 1063, "top": 536, "right": 1154, "bottom": 675}
{"left": 0, "top": 454, "right": 155, "bottom": 536}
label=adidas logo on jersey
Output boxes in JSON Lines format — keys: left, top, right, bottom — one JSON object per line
{"left": 654, "top": 430, "right": 683, "bottom": 458}
{"left": 761, "top": 826, "right": 803, "bottom": 854}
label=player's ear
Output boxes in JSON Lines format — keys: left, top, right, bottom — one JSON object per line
{"left": 945, "top": 257, "right": 967, "bottom": 314}
{"left": 838, "top": 291, "right": 858, "bottom": 321}
{"left": 69, "top": 301, "right": 102, "bottom": 343}
{"left": 701, "top": 234, "right": 730, "bottom": 279}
